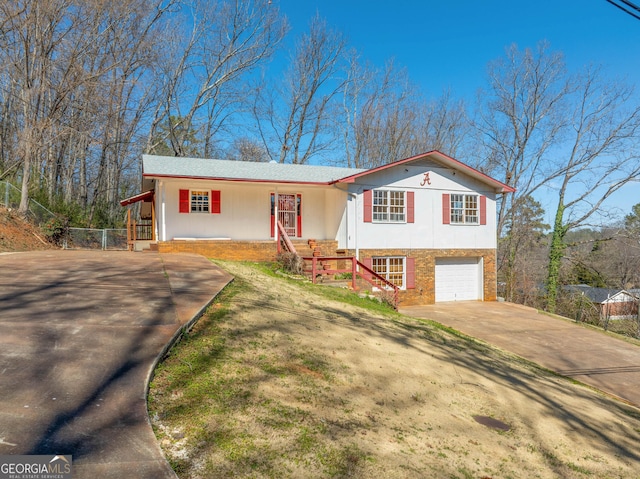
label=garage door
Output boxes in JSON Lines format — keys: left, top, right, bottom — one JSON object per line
{"left": 435, "top": 257, "right": 482, "bottom": 302}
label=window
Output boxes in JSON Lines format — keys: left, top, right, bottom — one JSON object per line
{"left": 373, "top": 190, "right": 405, "bottom": 222}
{"left": 191, "top": 190, "right": 209, "bottom": 213}
{"left": 372, "top": 256, "right": 405, "bottom": 288}
{"left": 450, "top": 194, "right": 478, "bottom": 224}
{"left": 179, "top": 189, "right": 221, "bottom": 214}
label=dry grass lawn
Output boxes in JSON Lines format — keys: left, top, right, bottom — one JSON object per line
{"left": 148, "top": 261, "right": 640, "bottom": 479}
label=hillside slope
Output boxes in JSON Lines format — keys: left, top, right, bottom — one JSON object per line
{"left": 149, "top": 261, "right": 640, "bottom": 479}
{"left": 0, "top": 207, "right": 54, "bottom": 252}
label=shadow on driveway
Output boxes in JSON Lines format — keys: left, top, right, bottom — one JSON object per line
{"left": 401, "top": 301, "right": 640, "bottom": 408}
{"left": 0, "top": 251, "right": 232, "bottom": 479}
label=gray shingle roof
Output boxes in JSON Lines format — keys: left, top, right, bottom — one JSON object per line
{"left": 142, "top": 155, "right": 365, "bottom": 184}
{"left": 565, "top": 285, "right": 636, "bottom": 303}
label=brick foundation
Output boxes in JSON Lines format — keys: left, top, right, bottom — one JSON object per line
{"left": 157, "top": 239, "right": 338, "bottom": 262}
{"left": 341, "top": 248, "right": 496, "bottom": 306}
{"left": 157, "top": 240, "right": 495, "bottom": 306}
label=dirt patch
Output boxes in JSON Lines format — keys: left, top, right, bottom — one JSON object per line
{"left": 0, "top": 207, "right": 53, "bottom": 252}
{"left": 150, "top": 261, "right": 640, "bottom": 478}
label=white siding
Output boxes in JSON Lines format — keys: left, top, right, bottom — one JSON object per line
{"left": 157, "top": 179, "right": 347, "bottom": 241}
{"left": 345, "top": 164, "right": 498, "bottom": 250}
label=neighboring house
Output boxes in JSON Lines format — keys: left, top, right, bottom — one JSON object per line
{"left": 566, "top": 285, "right": 639, "bottom": 320}
{"left": 121, "top": 150, "right": 514, "bottom": 306}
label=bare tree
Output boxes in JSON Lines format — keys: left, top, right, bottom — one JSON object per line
{"left": 473, "top": 43, "right": 570, "bottom": 301}
{"left": 254, "top": 13, "right": 346, "bottom": 164}
{"left": 341, "top": 56, "right": 419, "bottom": 168}
{"left": 225, "top": 137, "right": 268, "bottom": 162}
{"left": 0, "top": 0, "right": 170, "bottom": 222}
{"left": 341, "top": 55, "right": 468, "bottom": 168}
{"left": 545, "top": 67, "right": 640, "bottom": 311}
{"left": 148, "top": 0, "right": 287, "bottom": 158}
{"left": 474, "top": 42, "right": 570, "bottom": 237}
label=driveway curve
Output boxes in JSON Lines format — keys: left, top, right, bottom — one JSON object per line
{"left": 401, "top": 301, "right": 640, "bottom": 408}
{"left": 0, "top": 251, "right": 232, "bottom": 479}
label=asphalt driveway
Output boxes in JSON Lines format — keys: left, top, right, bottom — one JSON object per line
{"left": 401, "top": 301, "right": 640, "bottom": 408}
{"left": 0, "top": 251, "right": 232, "bottom": 479}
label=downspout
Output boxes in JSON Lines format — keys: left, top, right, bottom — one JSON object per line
{"left": 348, "top": 192, "right": 358, "bottom": 262}
{"left": 159, "top": 181, "right": 166, "bottom": 242}
{"left": 274, "top": 187, "right": 279, "bottom": 249}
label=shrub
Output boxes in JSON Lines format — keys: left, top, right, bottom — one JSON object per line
{"left": 276, "top": 252, "right": 304, "bottom": 275}
{"left": 42, "top": 216, "right": 69, "bottom": 246}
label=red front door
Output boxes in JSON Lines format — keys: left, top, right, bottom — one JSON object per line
{"left": 271, "top": 193, "right": 302, "bottom": 238}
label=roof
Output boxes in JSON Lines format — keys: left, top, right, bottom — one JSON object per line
{"left": 120, "top": 189, "right": 154, "bottom": 206}
{"left": 142, "top": 155, "right": 366, "bottom": 185}
{"left": 335, "top": 151, "right": 515, "bottom": 193}
{"left": 565, "top": 285, "right": 637, "bottom": 303}
{"left": 141, "top": 150, "right": 515, "bottom": 193}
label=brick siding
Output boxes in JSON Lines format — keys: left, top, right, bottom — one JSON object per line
{"left": 342, "top": 248, "right": 496, "bottom": 306}
{"left": 157, "top": 240, "right": 495, "bottom": 306}
{"left": 157, "top": 239, "right": 338, "bottom": 262}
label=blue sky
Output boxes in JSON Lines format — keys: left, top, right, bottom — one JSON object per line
{"left": 281, "top": 0, "right": 640, "bottom": 102}
{"left": 279, "top": 0, "right": 640, "bottom": 222}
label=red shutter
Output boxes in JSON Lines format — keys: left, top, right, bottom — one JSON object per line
{"left": 270, "top": 193, "right": 275, "bottom": 237}
{"left": 407, "top": 191, "right": 414, "bottom": 223}
{"left": 479, "top": 195, "right": 486, "bottom": 225}
{"left": 442, "top": 193, "right": 450, "bottom": 224}
{"left": 179, "top": 189, "right": 190, "bottom": 213}
{"left": 406, "top": 257, "right": 415, "bottom": 289}
{"left": 296, "top": 194, "right": 302, "bottom": 237}
{"left": 363, "top": 190, "right": 372, "bottom": 223}
{"left": 362, "top": 257, "right": 373, "bottom": 281}
{"left": 211, "top": 190, "right": 221, "bottom": 214}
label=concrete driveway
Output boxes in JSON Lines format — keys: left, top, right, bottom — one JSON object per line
{"left": 401, "top": 301, "right": 640, "bottom": 408}
{"left": 0, "top": 251, "right": 232, "bottom": 479}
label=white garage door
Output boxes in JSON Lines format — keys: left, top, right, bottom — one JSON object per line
{"left": 435, "top": 257, "right": 482, "bottom": 302}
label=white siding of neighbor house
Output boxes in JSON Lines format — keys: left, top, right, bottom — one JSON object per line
{"left": 337, "top": 162, "right": 498, "bottom": 250}
{"left": 155, "top": 178, "right": 347, "bottom": 241}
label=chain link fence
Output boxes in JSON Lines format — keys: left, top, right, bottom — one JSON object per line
{"left": 1, "top": 181, "right": 127, "bottom": 250}
{"left": 63, "top": 228, "right": 127, "bottom": 250}
{"left": 0, "top": 180, "right": 56, "bottom": 225}
{"left": 567, "top": 291, "right": 640, "bottom": 339}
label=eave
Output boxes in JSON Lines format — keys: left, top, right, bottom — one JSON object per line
{"left": 333, "top": 150, "right": 516, "bottom": 194}
{"left": 142, "top": 173, "right": 334, "bottom": 186}
{"left": 120, "top": 189, "right": 154, "bottom": 206}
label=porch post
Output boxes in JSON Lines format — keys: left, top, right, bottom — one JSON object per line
{"left": 351, "top": 257, "right": 357, "bottom": 290}
{"left": 274, "top": 187, "right": 279, "bottom": 249}
{"left": 151, "top": 198, "right": 156, "bottom": 241}
{"left": 126, "top": 209, "right": 132, "bottom": 250}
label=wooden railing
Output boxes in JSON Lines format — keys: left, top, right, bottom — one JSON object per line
{"left": 274, "top": 223, "right": 399, "bottom": 309}
{"left": 125, "top": 208, "right": 155, "bottom": 250}
{"left": 276, "top": 220, "right": 297, "bottom": 255}
{"left": 302, "top": 256, "right": 399, "bottom": 310}
{"left": 129, "top": 221, "right": 154, "bottom": 241}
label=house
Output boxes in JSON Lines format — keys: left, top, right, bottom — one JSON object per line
{"left": 121, "top": 150, "right": 514, "bottom": 306}
{"left": 565, "top": 285, "right": 639, "bottom": 320}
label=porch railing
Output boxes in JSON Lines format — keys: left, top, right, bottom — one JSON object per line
{"left": 129, "top": 220, "right": 154, "bottom": 242}
{"left": 302, "top": 255, "right": 399, "bottom": 310}
{"left": 275, "top": 221, "right": 399, "bottom": 309}
{"left": 276, "top": 220, "right": 297, "bottom": 255}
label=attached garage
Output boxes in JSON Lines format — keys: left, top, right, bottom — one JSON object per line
{"left": 435, "top": 257, "right": 483, "bottom": 302}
